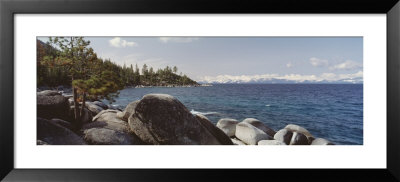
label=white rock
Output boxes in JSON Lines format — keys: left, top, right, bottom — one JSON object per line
{"left": 119, "top": 100, "right": 139, "bottom": 121}
{"left": 68, "top": 97, "right": 74, "bottom": 106}
{"left": 311, "top": 138, "right": 334, "bottom": 145}
{"left": 274, "top": 129, "right": 293, "bottom": 145}
{"left": 242, "top": 118, "right": 276, "bottom": 137}
{"left": 235, "top": 122, "right": 272, "bottom": 145}
{"left": 92, "top": 109, "right": 120, "bottom": 122}
{"left": 231, "top": 138, "right": 246, "bottom": 145}
{"left": 258, "top": 140, "right": 286, "bottom": 145}
{"left": 284, "top": 124, "right": 313, "bottom": 137}
{"left": 289, "top": 132, "right": 309, "bottom": 145}
{"left": 216, "top": 118, "right": 239, "bottom": 137}
{"left": 85, "top": 102, "right": 104, "bottom": 115}
{"left": 37, "top": 90, "right": 61, "bottom": 96}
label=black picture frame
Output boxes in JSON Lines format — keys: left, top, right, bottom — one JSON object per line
{"left": 1, "top": 0, "right": 399, "bottom": 181}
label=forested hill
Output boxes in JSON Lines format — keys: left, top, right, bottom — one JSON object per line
{"left": 37, "top": 39, "right": 199, "bottom": 88}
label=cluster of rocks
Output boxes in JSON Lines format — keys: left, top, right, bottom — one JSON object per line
{"left": 216, "top": 118, "right": 333, "bottom": 145}
{"left": 37, "top": 90, "right": 333, "bottom": 145}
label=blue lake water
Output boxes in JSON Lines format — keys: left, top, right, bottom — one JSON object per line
{"left": 108, "top": 84, "right": 363, "bottom": 145}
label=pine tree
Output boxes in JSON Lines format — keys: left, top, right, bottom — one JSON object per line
{"left": 142, "top": 64, "right": 148, "bottom": 84}
{"left": 45, "top": 37, "right": 123, "bottom": 129}
{"left": 135, "top": 64, "right": 140, "bottom": 85}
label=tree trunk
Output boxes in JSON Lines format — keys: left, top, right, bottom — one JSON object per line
{"left": 80, "top": 92, "right": 86, "bottom": 126}
{"left": 73, "top": 86, "right": 80, "bottom": 125}
{"left": 72, "top": 75, "right": 80, "bottom": 130}
{"left": 70, "top": 37, "right": 81, "bottom": 130}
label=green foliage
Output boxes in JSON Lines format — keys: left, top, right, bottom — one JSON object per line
{"left": 37, "top": 37, "right": 199, "bottom": 101}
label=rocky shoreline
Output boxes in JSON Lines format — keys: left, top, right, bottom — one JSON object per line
{"left": 37, "top": 90, "right": 333, "bottom": 145}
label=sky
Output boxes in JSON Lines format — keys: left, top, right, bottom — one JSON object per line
{"left": 37, "top": 37, "right": 363, "bottom": 83}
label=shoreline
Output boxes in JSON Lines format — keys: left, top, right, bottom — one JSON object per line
{"left": 130, "top": 84, "right": 212, "bottom": 88}
{"left": 38, "top": 83, "right": 213, "bottom": 93}
{"left": 36, "top": 90, "right": 335, "bottom": 145}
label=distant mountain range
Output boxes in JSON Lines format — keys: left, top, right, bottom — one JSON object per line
{"left": 197, "top": 76, "right": 363, "bottom": 84}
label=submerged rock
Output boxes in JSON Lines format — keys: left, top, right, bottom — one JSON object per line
{"left": 289, "top": 132, "right": 309, "bottom": 145}
{"left": 37, "top": 117, "right": 86, "bottom": 145}
{"left": 128, "top": 94, "right": 225, "bottom": 145}
{"left": 258, "top": 140, "right": 286, "bottom": 145}
{"left": 216, "top": 118, "right": 239, "bottom": 137}
{"left": 274, "top": 129, "right": 293, "bottom": 145}
{"left": 311, "top": 138, "right": 334, "bottom": 145}
{"left": 242, "top": 118, "right": 276, "bottom": 137}
{"left": 235, "top": 122, "right": 272, "bottom": 145}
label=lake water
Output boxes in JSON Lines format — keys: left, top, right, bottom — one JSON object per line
{"left": 108, "top": 84, "right": 363, "bottom": 145}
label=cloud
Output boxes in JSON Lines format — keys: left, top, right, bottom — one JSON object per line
{"left": 330, "top": 60, "right": 363, "bottom": 70}
{"left": 159, "top": 37, "right": 199, "bottom": 43}
{"left": 286, "top": 62, "right": 293, "bottom": 68}
{"left": 198, "top": 71, "right": 363, "bottom": 84}
{"left": 109, "top": 37, "right": 137, "bottom": 48}
{"left": 310, "top": 57, "right": 329, "bottom": 67}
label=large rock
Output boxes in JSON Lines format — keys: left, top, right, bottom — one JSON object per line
{"left": 235, "top": 122, "right": 272, "bottom": 145}
{"left": 50, "top": 118, "right": 72, "bottom": 130}
{"left": 37, "top": 117, "right": 86, "bottom": 145}
{"left": 311, "top": 138, "right": 334, "bottom": 145}
{"left": 37, "top": 93, "right": 70, "bottom": 120}
{"left": 118, "top": 100, "right": 139, "bottom": 121}
{"left": 242, "top": 118, "right": 276, "bottom": 137}
{"left": 216, "top": 118, "right": 239, "bottom": 137}
{"left": 85, "top": 102, "right": 104, "bottom": 116}
{"left": 195, "top": 114, "right": 233, "bottom": 145}
{"left": 274, "top": 129, "right": 293, "bottom": 145}
{"left": 81, "top": 108, "right": 93, "bottom": 124}
{"left": 128, "top": 94, "right": 224, "bottom": 145}
{"left": 284, "top": 124, "right": 313, "bottom": 138}
{"left": 83, "top": 128, "right": 136, "bottom": 145}
{"left": 83, "top": 110, "right": 143, "bottom": 145}
{"left": 258, "top": 140, "right": 286, "bottom": 145}
{"left": 37, "top": 90, "right": 61, "bottom": 96}
{"left": 231, "top": 138, "right": 246, "bottom": 145}
{"left": 307, "top": 136, "right": 315, "bottom": 144}
{"left": 85, "top": 110, "right": 129, "bottom": 133}
{"left": 289, "top": 132, "right": 309, "bottom": 145}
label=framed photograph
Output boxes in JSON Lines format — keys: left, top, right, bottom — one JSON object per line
{"left": 1, "top": 0, "right": 399, "bottom": 181}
